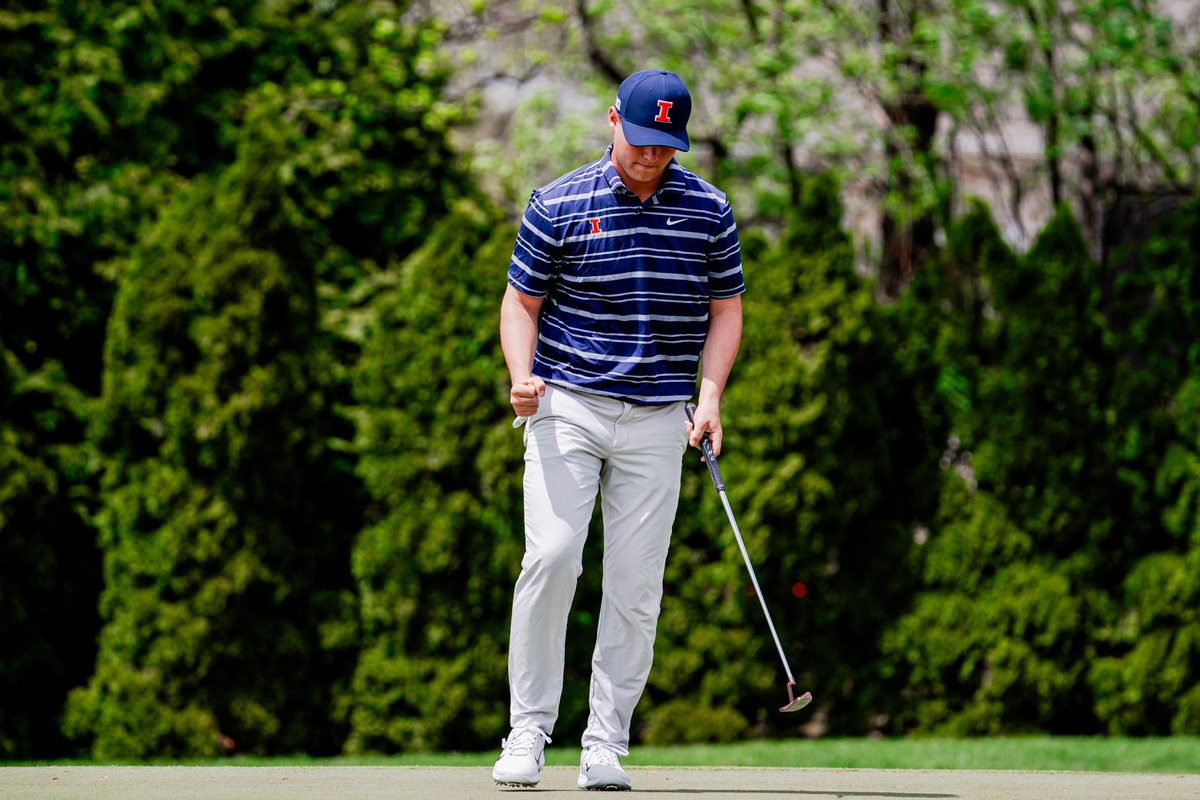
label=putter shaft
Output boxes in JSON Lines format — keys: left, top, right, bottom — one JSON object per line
{"left": 686, "top": 404, "right": 812, "bottom": 713}
{"left": 715, "top": 488, "right": 795, "bottom": 684}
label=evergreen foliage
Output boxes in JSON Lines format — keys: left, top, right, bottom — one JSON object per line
{"left": 3, "top": 0, "right": 1200, "bottom": 760}
{"left": 1089, "top": 201, "right": 1200, "bottom": 735}
{"left": 647, "top": 175, "right": 940, "bottom": 739}
{"left": 0, "top": 351, "right": 100, "bottom": 758}
{"left": 0, "top": 1, "right": 178, "bottom": 759}
{"left": 2, "top": 0, "right": 469, "bottom": 758}
{"left": 882, "top": 200, "right": 1200, "bottom": 735}
{"left": 883, "top": 208, "right": 1111, "bottom": 734}
{"left": 343, "top": 200, "right": 518, "bottom": 753}
{"left": 64, "top": 164, "right": 361, "bottom": 758}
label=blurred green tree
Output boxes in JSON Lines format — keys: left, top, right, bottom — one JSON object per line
{"left": 4, "top": 0, "right": 1200, "bottom": 756}
{"left": 1089, "top": 201, "right": 1200, "bottom": 735}
{"left": 64, "top": 102, "right": 362, "bottom": 760}
{"left": 444, "top": 0, "right": 1200, "bottom": 286}
{"left": 882, "top": 207, "right": 1113, "bottom": 734}
{"left": 60, "top": 0, "right": 472, "bottom": 758}
{"left": 880, "top": 197, "right": 1200, "bottom": 735}
{"left": 0, "top": 351, "right": 100, "bottom": 758}
{"left": 342, "top": 200, "right": 518, "bottom": 753}
{"left": 646, "top": 175, "right": 941, "bottom": 739}
{"left": 0, "top": 0, "right": 224, "bottom": 758}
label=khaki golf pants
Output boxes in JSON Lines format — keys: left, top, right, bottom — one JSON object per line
{"left": 507, "top": 382, "right": 688, "bottom": 755}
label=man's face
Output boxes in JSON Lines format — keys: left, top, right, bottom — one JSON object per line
{"left": 608, "top": 108, "right": 676, "bottom": 191}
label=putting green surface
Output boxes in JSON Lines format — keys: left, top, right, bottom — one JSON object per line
{"left": 3, "top": 765, "right": 1199, "bottom": 799}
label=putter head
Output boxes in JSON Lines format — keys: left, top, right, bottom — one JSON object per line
{"left": 780, "top": 681, "right": 813, "bottom": 713}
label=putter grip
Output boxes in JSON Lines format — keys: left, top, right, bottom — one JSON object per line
{"left": 684, "top": 403, "right": 725, "bottom": 492}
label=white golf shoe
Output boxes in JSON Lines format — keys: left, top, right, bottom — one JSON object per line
{"left": 577, "top": 745, "right": 632, "bottom": 791}
{"left": 492, "top": 727, "right": 550, "bottom": 786}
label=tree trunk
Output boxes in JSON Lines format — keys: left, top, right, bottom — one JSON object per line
{"left": 878, "top": 0, "right": 940, "bottom": 298}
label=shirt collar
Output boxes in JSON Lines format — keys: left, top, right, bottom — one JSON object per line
{"left": 600, "top": 144, "right": 685, "bottom": 201}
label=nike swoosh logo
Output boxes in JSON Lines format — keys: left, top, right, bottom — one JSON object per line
{"left": 666, "top": 218, "right": 684, "bottom": 226}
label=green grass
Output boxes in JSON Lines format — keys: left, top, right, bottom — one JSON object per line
{"left": 619, "top": 737, "right": 1200, "bottom": 773}
{"left": 22, "top": 737, "right": 1195, "bottom": 773}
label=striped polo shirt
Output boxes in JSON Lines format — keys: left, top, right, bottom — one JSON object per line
{"left": 507, "top": 146, "right": 744, "bottom": 404}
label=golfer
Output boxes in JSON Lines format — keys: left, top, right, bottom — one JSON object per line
{"left": 494, "top": 68, "right": 744, "bottom": 791}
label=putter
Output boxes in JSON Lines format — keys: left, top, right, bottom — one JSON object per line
{"left": 685, "top": 404, "right": 813, "bottom": 713}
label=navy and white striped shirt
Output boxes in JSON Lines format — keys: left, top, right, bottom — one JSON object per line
{"left": 507, "top": 146, "right": 744, "bottom": 404}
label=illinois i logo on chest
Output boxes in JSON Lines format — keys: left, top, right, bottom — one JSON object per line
{"left": 588, "top": 218, "right": 602, "bottom": 234}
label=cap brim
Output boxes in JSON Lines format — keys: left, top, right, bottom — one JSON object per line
{"left": 620, "top": 117, "right": 690, "bottom": 152}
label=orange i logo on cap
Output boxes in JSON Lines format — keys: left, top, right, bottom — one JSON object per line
{"left": 654, "top": 100, "right": 673, "bottom": 123}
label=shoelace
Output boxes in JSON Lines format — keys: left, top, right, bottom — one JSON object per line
{"left": 503, "top": 728, "right": 549, "bottom": 756}
{"left": 584, "top": 746, "right": 620, "bottom": 768}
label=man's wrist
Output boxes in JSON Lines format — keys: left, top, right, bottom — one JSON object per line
{"left": 697, "top": 382, "right": 723, "bottom": 408}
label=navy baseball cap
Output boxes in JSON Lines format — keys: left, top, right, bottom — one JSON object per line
{"left": 614, "top": 69, "right": 691, "bottom": 152}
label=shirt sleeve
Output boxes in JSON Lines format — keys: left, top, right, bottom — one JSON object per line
{"left": 507, "top": 189, "right": 560, "bottom": 297}
{"left": 707, "top": 199, "right": 745, "bottom": 299}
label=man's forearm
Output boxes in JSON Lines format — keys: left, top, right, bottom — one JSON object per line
{"left": 500, "top": 284, "right": 542, "bottom": 382}
{"left": 699, "top": 295, "right": 743, "bottom": 406}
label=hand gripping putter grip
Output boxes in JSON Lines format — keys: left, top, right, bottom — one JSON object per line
{"left": 685, "top": 404, "right": 813, "bottom": 713}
